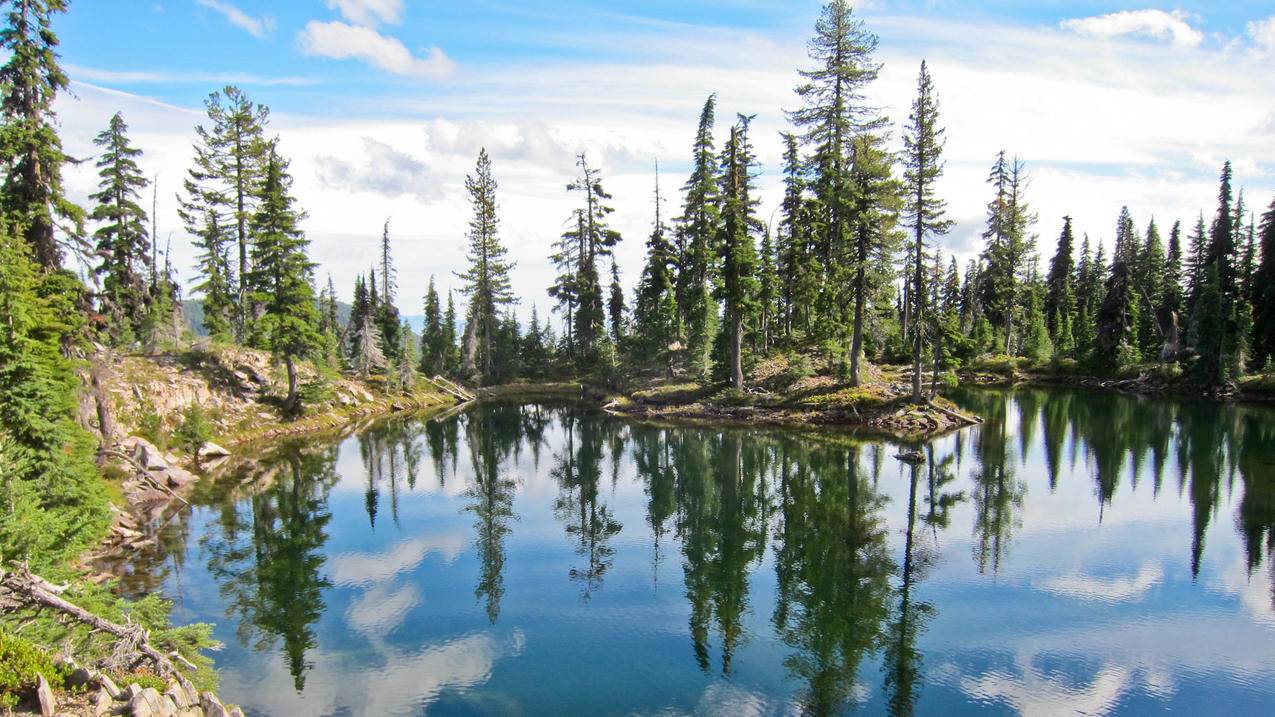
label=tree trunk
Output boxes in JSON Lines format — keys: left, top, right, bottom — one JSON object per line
{"left": 284, "top": 355, "right": 299, "bottom": 413}
{"left": 911, "top": 229, "right": 925, "bottom": 403}
{"left": 850, "top": 263, "right": 866, "bottom": 387}
{"left": 730, "top": 309, "right": 744, "bottom": 390}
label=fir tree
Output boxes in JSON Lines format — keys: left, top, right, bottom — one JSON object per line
{"left": 0, "top": 0, "right": 84, "bottom": 269}
{"left": 757, "top": 223, "right": 780, "bottom": 354}
{"left": 190, "top": 208, "right": 233, "bottom": 340}
{"left": 244, "top": 143, "right": 321, "bottom": 412}
{"left": 420, "top": 275, "right": 445, "bottom": 376}
{"left": 716, "top": 115, "right": 762, "bottom": 389}
{"left": 443, "top": 290, "right": 459, "bottom": 375}
{"left": 1192, "top": 162, "right": 1240, "bottom": 384}
{"left": 1044, "top": 216, "right": 1076, "bottom": 341}
{"left": 0, "top": 222, "right": 107, "bottom": 568}
{"left": 456, "top": 149, "right": 515, "bottom": 382}
{"left": 633, "top": 167, "right": 679, "bottom": 370}
{"left": 179, "top": 86, "right": 270, "bottom": 340}
{"left": 978, "top": 152, "right": 1036, "bottom": 355}
{"left": 377, "top": 218, "right": 402, "bottom": 362}
{"left": 901, "top": 60, "right": 952, "bottom": 401}
{"left": 675, "top": 95, "right": 722, "bottom": 379}
{"left": 563, "top": 153, "right": 622, "bottom": 366}
{"left": 1251, "top": 195, "right": 1275, "bottom": 370}
{"left": 608, "top": 256, "right": 624, "bottom": 346}
{"left": 845, "top": 133, "right": 902, "bottom": 386}
{"left": 776, "top": 132, "right": 816, "bottom": 336}
{"left": 89, "top": 112, "right": 151, "bottom": 344}
{"left": 1136, "top": 219, "right": 1166, "bottom": 358}
{"left": 1161, "top": 220, "right": 1184, "bottom": 358}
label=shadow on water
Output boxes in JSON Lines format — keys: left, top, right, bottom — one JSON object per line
{"left": 123, "top": 390, "right": 1275, "bottom": 715}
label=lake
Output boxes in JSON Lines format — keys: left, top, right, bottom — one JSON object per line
{"left": 126, "top": 388, "right": 1275, "bottom": 716}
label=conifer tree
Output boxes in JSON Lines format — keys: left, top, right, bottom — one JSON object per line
{"left": 1022, "top": 269, "right": 1053, "bottom": 364}
{"left": 244, "top": 143, "right": 321, "bottom": 412}
{"left": 633, "top": 169, "right": 679, "bottom": 369}
{"left": 563, "top": 153, "right": 621, "bottom": 366}
{"left": 716, "top": 115, "right": 762, "bottom": 389}
{"left": 190, "top": 208, "right": 233, "bottom": 340}
{"left": 180, "top": 86, "right": 270, "bottom": 340}
{"left": 789, "top": 0, "right": 886, "bottom": 353}
{"left": 979, "top": 153, "right": 1036, "bottom": 355}
{"left": 0, "top": 0, "right": 84, "bottom": 269}
{"left": 776, "top": 132, "right": 816, "bottom": 336}
{"left": 675, "top": 95, "right": 722, "bottom": 379}
{"left": 1251, "top": 195, "right": 1275, "bottom": 371}
{"left": 0, "top": 222, "right": 106, "bottom": 567}
{"left": 757, "top": 224, "right": 780, "bottom": 354}
{"left": 608, "top": 256, "right": 624, "bottom": 346}
{"left": 1161, "top": 220, "right": 1184, "bottom": 358}
{"left": 443, "top": 290, "right": 459, "bottom": 375}
{"left": 548, "top": 209, "right": 582, "bottom": 355}
{"left": 377, "top": 218, "right": 402, "bottom": 362}
{"left": 1185, "top": 213, "right": 1207, "bottom": 311}
{"left": 89, "top": 112, "right": 151, "bottom": 344}
{"left": 845, "top": 133, "right": 902, "bottom": 385}
{"left": 1136, "top": 219, "right": 1166, "bottom": 357}
{"left": 457, "top": 149, "right": 515, "bottom": 383}
{"left": 1044, "top": 217, "right": 1075, "bottom": 341}
{"left": 901, "top": 60, "right": 952, "bottom": 401}
{"left": 1192, "top": 162, "right": 1240, "bottom": 384}
{"left": 420, "top": 275, "right": 445, "bottom": 376}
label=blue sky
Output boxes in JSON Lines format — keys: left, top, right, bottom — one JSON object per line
{"left": 51, "top": 1, "right": 1275, "bottom": 315}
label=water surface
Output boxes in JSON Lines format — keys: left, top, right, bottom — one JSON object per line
{"left": 130, "top": 389, "right": 1275, "bottom": 715}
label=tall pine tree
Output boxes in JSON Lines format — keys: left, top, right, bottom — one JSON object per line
{"left": 89, "top": 112, "right": 151, "bottom": 344}
{"left": 457, "top": 149, "right": 515, "bottom": 383}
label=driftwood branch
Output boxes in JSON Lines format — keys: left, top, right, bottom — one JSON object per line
{"left": 100, "top": 448, "right": 189, "bottom": 506}
{"left": 0, "top": 565, "right": 193, "bottom": 688}
{"left": 927, "top": 399, "right": 983, "bottom": 425}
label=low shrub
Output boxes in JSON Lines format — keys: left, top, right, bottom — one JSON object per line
{"left": 0, "top": 632, "right": 66, "bottom": 709}
{"left": 173, "top": 403, "right": 213, "bottom": 455}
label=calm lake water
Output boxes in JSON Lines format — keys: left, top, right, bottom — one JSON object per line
{"left": 128, "top": 389, "right": 1275, "bottom": 716}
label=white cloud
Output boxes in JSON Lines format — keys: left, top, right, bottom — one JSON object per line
{"left": 1060, "top": 9, "right": 1203, "bottom": 49}
{"left": 296, "top": 20, "right": 455, "bottom": 78}
{"left": 194, "top": 0, "right": 273, "bottom": 39}
{"left": 316, "top": 136, "right": 443, "bottom": 203}
{"left": 1248, "top": 15, "right": 1275, "bottom": 53}
{"left": 66, "top": 64, "right": 316, "bottom": 87}
{"left": 1036, "top": 562, "right": 1164, "bottom": 602}
{"left": 326, "top": 0, "right": 404, "bottom": 27}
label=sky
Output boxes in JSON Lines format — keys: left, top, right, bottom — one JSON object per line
{"left": 50, "top": 0, "right": 1275, "bottom": 321}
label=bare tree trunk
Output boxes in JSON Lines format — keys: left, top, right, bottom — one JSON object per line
{"left": 730, "top": 309, "right": 744, "bottom": 390}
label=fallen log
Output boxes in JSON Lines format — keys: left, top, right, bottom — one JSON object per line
{"left": 0, "top": 565, "right": 194, "bottom": 689}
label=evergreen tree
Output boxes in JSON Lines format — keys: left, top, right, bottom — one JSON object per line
{"left": 0, "top": 0, "right": 84, "bottom": 269}
{"left": 1044, "top": 216, "right": 1075, "bottom": 341}
{"left": 1161, "top": 220, "right": 1184, "bottom": 359}
{"left": 564, "top": 153, "right": 622, "bottom": 366}
{"left": 1251, "top": 195, "right": 1275, "bottom": 370}
{"left": 978, "top": 153, "right": 1036, "bottom": 355}
{"left": 1192, "top": 162, "right": 1240, "bottom": 384}
{"left": 789, "top": 0, "right": 886, "bottom": 353}
{"left": 443, "top": 290, "right": 459, "bottom": 375}
{"left": 633, "top": 168, "right": 679, "bottom": 370}
{"left": 0, "top": 222, "right": 107, "bottom": 568}
{"left": 901, "top": 60, "right": 952, "bottom": 401}
{"left": 244, "top": 143, "right": 321, "bottom": 412}
{"left": 456, "top": 149, "right": 515, "bottom": 383}
{"left": 845, "top": 133, "right": 902, "bottom": 385}
{"left": 757, "top": 223, "right": 780, "bottom": 354}
{"left": 548, "top": 209, "right": 582, "bottom": 356}
{"left": 1136, "top": 219, "right": 1166, "bottom": 358}
{"left": 179, "top": 86, "right": 270, "bottom": 340}
{"left": 608, "top": 256, "right": 624, "bottom": 346}
{"left": 1022, "top": 270, "right": 1053, "bottom": 364}
{"left": 419, "top": 275, "right": 445, "bottom": 376}
{"left": 716, "top": 115, "right": 762, "bottom": 389}
{"left": 348, "top": 273, "right": 370, "bottom": 363}
{"left": 1185, "top": 213, "right": 1207, "bottom": 311}
{"left": 776, "top": 132, "right": 816, "bottom": 336}
{"left": 675, "top": 95, "right": 722, "bottom": 379}
{"left": 377, "top": 218, "right": 402, "bottom": 362}
{"left": 190, "top": 207, "right": 233, "bottom": 340}
{"left": 89, "top": 112, "right": 151, "bottom": 344}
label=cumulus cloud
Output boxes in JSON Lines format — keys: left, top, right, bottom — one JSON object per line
{"left": 1060, "top": 9, "right": 1203, "bottom": 49}
{"left": 316, "top": 137, "right": 443, "bottom": 202}
{"left": 1249, "top": 15, "right": 1275, "bottom": 53}
{"left": 326, "top": 0, "right": 404, "bottom": 27}
{"left": 297, "top": 20, "right": 454, "bottom": 78}
{"left": 194, "top": 0, "right": 273, "bottom": 39}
